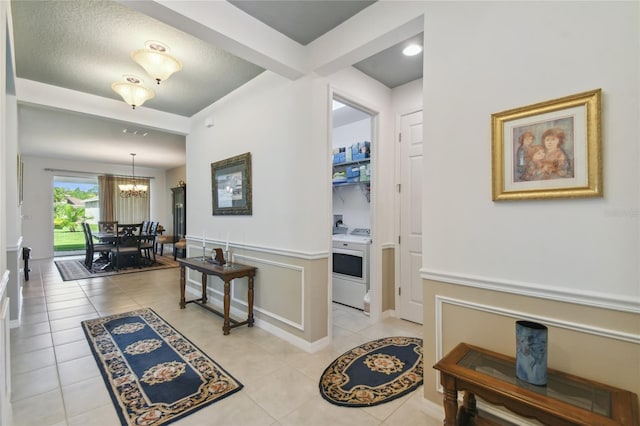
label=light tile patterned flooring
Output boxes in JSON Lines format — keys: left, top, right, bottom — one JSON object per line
{"left": 9, "top": 257, "right": 441, "bottom": 426}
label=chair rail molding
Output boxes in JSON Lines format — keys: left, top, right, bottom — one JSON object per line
{"left": 185, "top": 235, "right": 328, "bottom": 260}
{"left": 422, "top": 268, "right": 640, "bottom": 314}
{"left": 434, "top": 295, "right": 640, "bottom": 356}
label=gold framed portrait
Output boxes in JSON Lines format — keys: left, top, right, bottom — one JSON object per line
{"left": 491, "top": 89, "right": 602, "bottom": 201}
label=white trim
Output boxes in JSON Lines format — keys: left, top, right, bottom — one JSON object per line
{"left": 0, "top": 272, "right": 8, "bottom": 301}
{"left": 185, "top": 238, "right": 328, "bottom": 260}
{"left": 423, "top": 269, "right": 640, "bottom": 314}
{"left": 254, "top": 317, "right": 330, "bottom": 353}
{"left": 0, "top": 297, "right": 11, "bottom": 426}
{"left": 435, "top": 295, "right": 640, "bottom": 366}
{"left": 5, "top": 236, "right": 22, "bottom": 252}
{"left": 381, "top": 309, "right": 395, "bottom": 319}
{"left": 476, "top": 400, "right": 540, "bottom": 426}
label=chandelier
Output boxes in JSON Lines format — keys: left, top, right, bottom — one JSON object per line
{"left": 111, "top": 75, "right": 154, "bottom": 109}
{"left": 119, "top": 153, "right": 148, "bottom": 198}
{"left": 132, "top": 41, "right": 182, "bottom": 85}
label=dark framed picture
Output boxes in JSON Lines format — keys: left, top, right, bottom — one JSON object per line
{"left": 211, "top": 152, "right": 252, "bottom": 215}
{"left": 491, "top": 89, "right": 602, "bottom": 201}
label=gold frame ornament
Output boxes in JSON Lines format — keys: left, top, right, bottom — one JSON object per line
{"left": 491, "top": 89, "right": 602, "bottom": 201}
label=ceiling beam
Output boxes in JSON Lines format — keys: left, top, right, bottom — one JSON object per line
{"left": 16, "top": 79, "right": 190, "bottom": 135}
{"left": 119, "top": 0, "right": 307, "bottom": 80}
{"left": 307, "top": 2, "right": 425, "bottom": 77}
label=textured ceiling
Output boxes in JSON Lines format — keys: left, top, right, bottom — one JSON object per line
{"left": 12, "top": 0, "right": 423, "bottom": 169}
{"left": 11, "top": 0, "right": 265, "bottom": 117}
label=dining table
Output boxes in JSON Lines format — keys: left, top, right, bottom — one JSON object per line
{"left": 95, "top": 224, "right": 157, "bottom": 269}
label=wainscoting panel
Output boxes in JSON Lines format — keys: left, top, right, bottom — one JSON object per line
{"left": 228, "top": 254, "right": 304, "bottom": 330}
{"left": 6, "top": 238, "right": 22, "bottom": 323}
{"left": 183, "top": 243, "right": 328, "bottom": 344}
{"left": 0, "top": 271, "right": 10, "bottom": 426}
{"left": 423, "top": 278, "right": 640, "bottom": 422}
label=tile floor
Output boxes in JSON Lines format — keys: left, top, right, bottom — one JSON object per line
{"left": 8, "top": 256, "right": 442, "bottom": 426}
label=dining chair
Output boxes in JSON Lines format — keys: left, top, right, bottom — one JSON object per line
{"left": 82, "top": 222, "right": 92, "bottom": 269}
{"left": 112, "top": 224, "right": 142, "bottom": 270}
{"left": 173, "top": 238, "right": 187, "bottom": 260}
{"left": 141, "top": 220, "right": 150, "bottom": 234}
{"left": 140, "top": 221, "right": 158, "bottom": 264}
{"left": 98, "top": 221, "right": 118, "bottom": 234}
{"left": 83, "top": 223, "right": 114, "bottom": 272}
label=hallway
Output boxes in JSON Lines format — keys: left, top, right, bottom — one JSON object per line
{"left": 9, "top": 257, "right": 438, "bottom": 425}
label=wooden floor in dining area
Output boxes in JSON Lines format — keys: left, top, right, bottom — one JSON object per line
{"left": 9, "top": 256, "right": 439, "bottom": 426}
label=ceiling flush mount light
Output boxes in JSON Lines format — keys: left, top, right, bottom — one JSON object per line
{"left": 132, "top": 40, "right": 182, "bottom": 84}
{"left": 112, "top": 75, "right": 154, "bottom": 109}
{"left": 402, "top": 44, "right": 423, "bottom": 56}
{"left": 119, "top": 153, "right": 148, "bottom": 198}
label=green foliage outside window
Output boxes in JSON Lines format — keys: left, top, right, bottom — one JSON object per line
{"left": 53, "top": 185, "right": 97, "bottom": 252}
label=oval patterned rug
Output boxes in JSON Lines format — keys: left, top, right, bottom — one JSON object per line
{"left": 319, "top": 336, "right": 423, "bottom": 407}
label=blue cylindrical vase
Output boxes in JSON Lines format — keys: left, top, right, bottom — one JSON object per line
{"left": 516, "top": 320, "right": 548, "bottom": 386}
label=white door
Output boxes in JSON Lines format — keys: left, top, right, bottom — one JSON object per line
{"left": 399, "top": 110, "right": 423, "bottom": 323}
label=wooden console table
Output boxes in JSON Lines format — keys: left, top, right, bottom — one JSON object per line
{"left": 178, "top": 257, "right": 257, "bottom": 335}
{"left": 433, "top": 343, "right": 638, "bottom": 426}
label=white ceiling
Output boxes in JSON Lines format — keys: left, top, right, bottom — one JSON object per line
{"left": 11, "top": 1, "right": 423, "bottom": 169}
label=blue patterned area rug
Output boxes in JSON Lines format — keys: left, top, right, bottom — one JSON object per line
{"left": 82, "top": 308, "right": 243, "bottom": 425}
{"left": 319, "top": 336, "right": 423, "bottom": 407}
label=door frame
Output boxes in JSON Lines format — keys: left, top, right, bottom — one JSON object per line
{"left": 327, "top": 86, "right": 381, "bottom": 337}
{"left": 394, "top": 107, "right": 424, "bottom": 322}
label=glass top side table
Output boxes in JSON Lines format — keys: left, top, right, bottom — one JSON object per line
{"left": 433, "top": 343, "right": 638, "bottom": 426}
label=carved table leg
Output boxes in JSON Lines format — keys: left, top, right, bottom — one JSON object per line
{"left": 441, "top": 374, "right": 458, "bottom": 426}
{"left": 223, "top": 280, "right": 231, "bottom": 335}
{"left": 463, "top": 392, "right": 477, "bottom": 419}
{"left": 458, "top": 391, "right": 477, "bottom": 425}
{"left": 179, "top": 265, "right": 186, "bottom": 309}
{"left": 247, "top": 272, "right": 255, "bottom": 327}
{"left": 201, "top": 273, "right": 208, "bottom": 304}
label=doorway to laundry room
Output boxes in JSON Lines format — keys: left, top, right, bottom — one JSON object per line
{"left": 330, "top": 95, "right": 375, "bottom": 334}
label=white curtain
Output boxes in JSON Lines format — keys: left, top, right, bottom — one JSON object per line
{"left": 99, "top": 175, "right": 150, "bottom": 224}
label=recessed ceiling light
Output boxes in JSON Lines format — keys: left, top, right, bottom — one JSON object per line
{"left": 402, "top": 44, "right": 423, "bottom": 56}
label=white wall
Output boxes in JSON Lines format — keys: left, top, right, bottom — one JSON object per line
{"left": 188, "top": 71, "right": 330, "bottom": 254}
{"left": 332, "top": 117, "right": 371, "bottom": 150}
{"left": 422, "top": 2, "right": 639, "bottom": 309}
{"left": 5, "top": 94, "right": 19, "bottom": 248}
{"left": 22, "top": 156, "right": 169, "bottom": 259}
{"left": 391, "top": 79, "right": 422, "bottom": 114}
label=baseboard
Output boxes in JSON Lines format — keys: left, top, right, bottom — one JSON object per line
{"left": 419, "top": 396, "right": 444, "bottom": 421}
